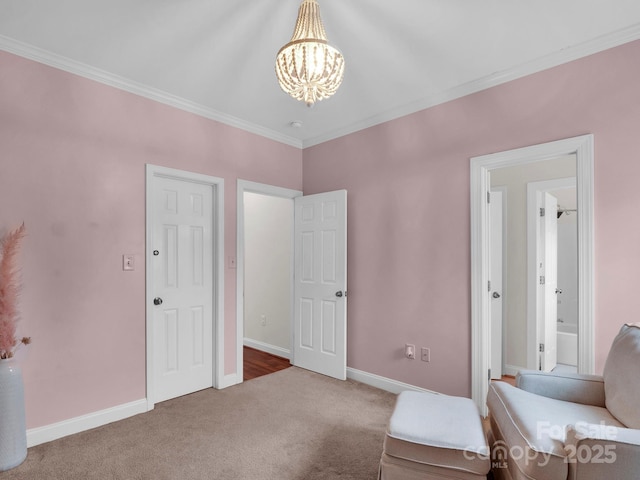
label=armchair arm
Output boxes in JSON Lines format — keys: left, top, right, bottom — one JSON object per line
{"left": 515, "top": 370, "right": 605, "bottom": 407}
{"left": 565, "top": 424, "right": 640, "bottom": 479}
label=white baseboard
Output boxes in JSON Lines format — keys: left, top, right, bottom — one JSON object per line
{"left": 504, "top": 364, "right": 526, "bottom": 377}
{"left": 346, "top": 367, "right": 441, "bottom": 396}
{"left": 217, "top": 373, "right": 241, "bottom": 389}
{"left": 27, "top": 398, "right": 148, "bottom": 447}
{"left": 243, "top": 338, "right": 291, "bottom": 360}
{"left": 25, "top": 369, "right": 436, "bottom": 448}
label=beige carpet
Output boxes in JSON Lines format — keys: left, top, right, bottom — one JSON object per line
{"left": 3, "top": 367, "right": 397, "bottom": 480}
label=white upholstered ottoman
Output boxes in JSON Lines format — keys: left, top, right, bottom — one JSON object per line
{"left": 379, "top": 391, "right": 490, "bottom": 480}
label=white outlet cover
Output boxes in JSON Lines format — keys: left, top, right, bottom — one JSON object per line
{"left": 421, "top": 347, "right": 430, "bottom": 362}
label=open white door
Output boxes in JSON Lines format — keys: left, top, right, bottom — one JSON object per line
{"left": 489, "top": 190, "right": 504, "bottom": 380}
{"left": 293, "top": 190, "right": 347, "bottom": 380}
{"left": 540, "top": 192, "right": 558, "bottom": 372}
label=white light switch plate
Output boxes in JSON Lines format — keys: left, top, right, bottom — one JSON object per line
{"left": 123, "top": 254, "right": 135, "bottom": 271}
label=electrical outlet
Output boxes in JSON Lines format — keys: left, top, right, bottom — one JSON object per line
{"left": 405, "top": 344, "right": 415, "bottom": 359}
{"left": 260, "top": 315, "right": 267, "bottom": 326}
{"left": 421, "top": 347, "right": 430, "bottom": 362}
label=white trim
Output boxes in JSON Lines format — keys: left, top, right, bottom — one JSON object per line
{"left": 0, "top": 35, "right": 302, "bottom": 150}
{"left": 346, "top": 368, "right": 440, "bottom": 396}
{"left": 27, "top": 399, "right": 147, "bottom": 447}
{"left": 145, "top": 164, "right": 225, "bottom": 410}
{"left": 217, "top": 373, "right": 241, "bottom": 390}
{"left": 2, "top": 25, "right": 639, "bottom": 150}
{"left": 303, "top": 25, "right": 640, "bottom": 148}
{"left": 243, "top": 338, "right": 291, "bottom": 360}
{"left": 236, "top": 180, "right": 302, "bottom": 386}
{"left": 24, "top": 369, "right": 436, "bottom": 448}
{"left": 470, "top": 134, "right": 595, "bottom": 416}
{"left": 526, "top": 177, "right": 576, "bottom": 371}
{"left": 504, "top": 364, "right": 526, "bottom": 377}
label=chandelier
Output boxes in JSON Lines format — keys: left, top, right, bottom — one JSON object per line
{"left": 275, "top": 0, "right": 345, "bottom": 107}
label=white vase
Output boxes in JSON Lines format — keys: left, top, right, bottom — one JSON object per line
{"left": 0, "top": 358, "right": 27, "bottom": 471}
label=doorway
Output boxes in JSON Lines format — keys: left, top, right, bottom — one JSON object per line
{"left": 490, "top": 161, "right": 577, "bottom": 377}
{"left": 237, "top": 181, "right": 348, "bottom": 383}
{"left": 236, "top": 180, "right": 301, "bottom": 380}
{"left": 470, "top": 134, "right": 595, "bottom": 416}
{"left": 527, "top": 178, "right": 577, "bottom": 373}
{"left": 145, "top": 165, "right": 225, "bottom": 409}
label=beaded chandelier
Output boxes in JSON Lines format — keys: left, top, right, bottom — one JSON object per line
{"left": 275, "top": 0, "right": 345, "bottom": 107}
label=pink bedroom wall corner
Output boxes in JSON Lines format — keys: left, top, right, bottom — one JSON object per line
{"left": 0, "top": 49, "right": 302, "bottom": 429}
{"left": 303, "top": 39, "right": 640, "bottom": 395}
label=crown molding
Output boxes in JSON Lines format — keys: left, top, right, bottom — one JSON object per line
{"left": 2, "top": 23, "right": 639, "bottom": 151}
{"left": 302, "top": 23, "right": 640, "bottom": 148}
{"left": 0, "top": 34, "right": 303, "bottom": 149}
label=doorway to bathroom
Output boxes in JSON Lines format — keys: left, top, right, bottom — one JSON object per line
{"left": 470, "top": 134, "right": 595, "bottom": 416}
{"left": 527, "top": 178, "right": 578, "bottom": 373}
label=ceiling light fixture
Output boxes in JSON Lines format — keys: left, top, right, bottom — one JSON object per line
{"left": 275, "top": 0, "right": 345, "bottom": 107}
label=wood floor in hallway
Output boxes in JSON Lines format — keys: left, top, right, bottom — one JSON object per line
{"left": 243, "top": 346, "right": 291, "bottom": 381}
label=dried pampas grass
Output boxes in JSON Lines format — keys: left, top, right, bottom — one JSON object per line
{"left": 0, "top": 223, "right": 30, "bottom": 359}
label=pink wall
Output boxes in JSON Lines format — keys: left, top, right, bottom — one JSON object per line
{"left": 0, "top": 51, "right": 302, "bottom": 428}
{"left": 3, "top": 37, "right": 639, "bottom": 431}
{"left": 304, "top": 40, "right": 640, "bottom": 396}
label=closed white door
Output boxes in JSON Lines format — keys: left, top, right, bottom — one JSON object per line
{"left": 489, "top": 190, "right": 504, "bottom": 380}
{"left": 293, "top": 190, "right": 347, "bottom": 380}
{"left": 151, "top": 176, "right": 214, "bottom": 402}
{"left": 540, "top": 192, "right": 558, "bottom": 372}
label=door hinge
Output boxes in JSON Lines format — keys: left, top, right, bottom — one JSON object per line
{"left": 540, "top": 207, "right": 545, "bottom": 217}
{"left": 539, "top": 343, "right": 545, "bottom": 353}
{"left": 539, "top": 275, "right": 545, "bottom": 285}
{"left": 487, "top": 191, "right": 491, "bottom": 204}
{"left": 488, "top": 280, "right": 491, "bottom": 292}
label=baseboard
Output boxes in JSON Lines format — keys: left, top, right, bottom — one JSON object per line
{"left": 26, "top": 398, "right": 148, "bottom": 447}
{"left": 217, "top": 373, "right": 241, "bottom": 389}
{"left": 346, "top": 367, "right": 441, "bottom": 396}
{"left": 504, "top": 364, "right": 526, "bottom": 377}
{"left": 25, "top": 369, "right": 435, "bottom": 448}
{"left": 243, "top": 338, "right": 291, "bottom": 360}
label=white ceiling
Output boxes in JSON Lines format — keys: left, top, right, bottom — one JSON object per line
{"left": 2, "top": 1, "right": 640, "bottom": 148}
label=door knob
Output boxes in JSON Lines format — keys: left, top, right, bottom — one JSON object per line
{"left": 153, "top": 297, "right": 163, "bottom": 306}
{"left": 492, "top": 292, "right": 501, "bottom": 299}
{"left": 335, "top": 291, "right": 344, "bottom": 297}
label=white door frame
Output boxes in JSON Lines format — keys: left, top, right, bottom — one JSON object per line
{"left": 526, "top": 177, "right": 576, "bottom": 371}
{"left": 236, "top": 180, "right": 302, "bottom": 383}
{"left": 146, "top": 164, "right": 225, "bottom": 409}
{"left": 470, "top": 134, "right": 594, "bottom": 416}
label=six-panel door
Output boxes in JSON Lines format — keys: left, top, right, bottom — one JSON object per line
{"left": 152, "top": 176, "right": 214, "bottom": 402}
{"left": 293, "top": 190, "right": 347, "bottom": 380}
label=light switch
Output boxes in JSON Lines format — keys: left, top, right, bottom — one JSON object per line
{"left": 123, "top": 254, "right": 135, "bottom": 271}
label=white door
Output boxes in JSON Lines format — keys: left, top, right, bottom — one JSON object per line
{"left": 293, "top": 190, "right": 347, "bottom": 380}
{"left": 489, "top": 190, "right": 504, "bottom": 380}
{"left": 151, "top": 176, "right": 214, "bottom": 402}
{"left": 540, "top": 192, "right": 558, "bottom": 372}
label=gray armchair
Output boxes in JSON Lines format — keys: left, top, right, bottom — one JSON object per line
{"left": 487, "top": 323, "right": 640, "bottom": 480}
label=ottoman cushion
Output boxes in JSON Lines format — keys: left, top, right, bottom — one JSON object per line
{"left": 383, "top": 391, "right": 490, "bottom": 476}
